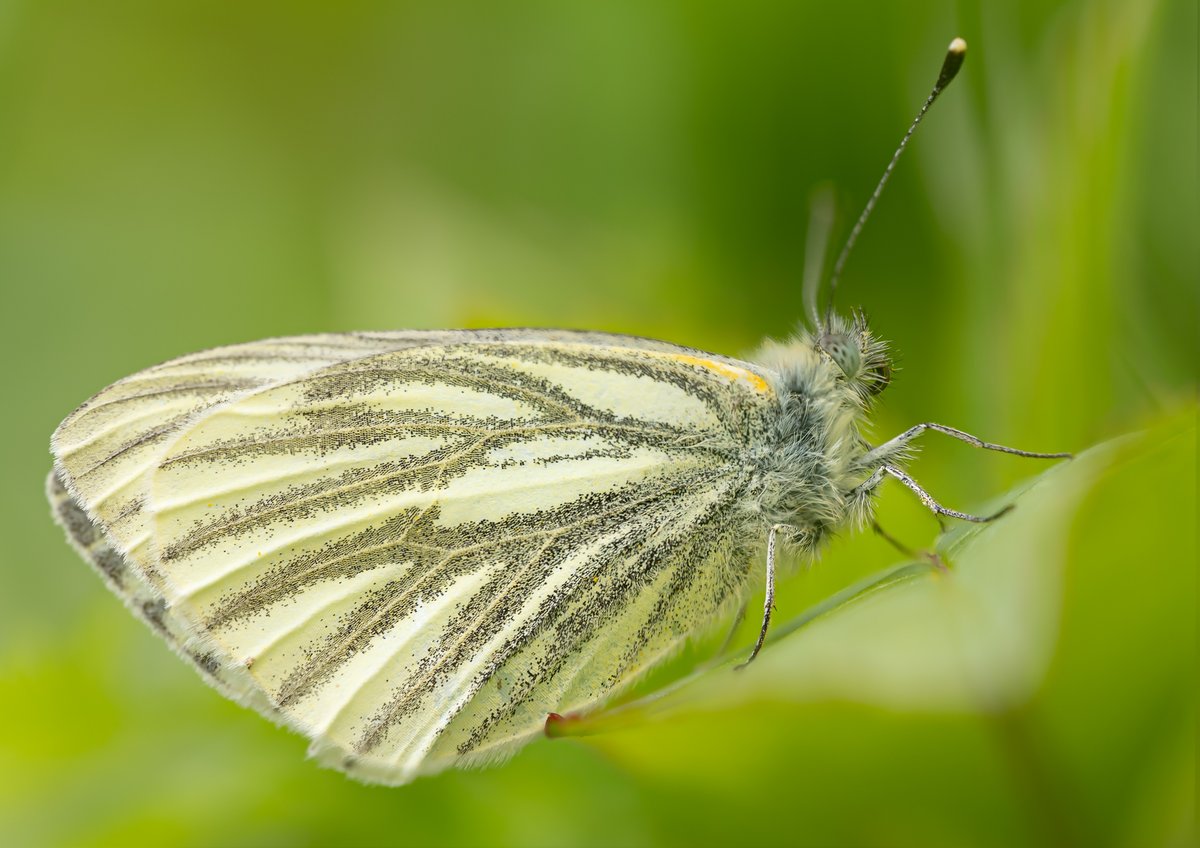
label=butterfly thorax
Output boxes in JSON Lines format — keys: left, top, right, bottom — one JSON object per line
{"left": 747, "top": 316, "right": 893, "bottom": 548}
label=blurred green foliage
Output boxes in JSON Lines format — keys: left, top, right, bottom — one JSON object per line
{"left": 0, "top": 0, "right": 1193, "bottom": 846}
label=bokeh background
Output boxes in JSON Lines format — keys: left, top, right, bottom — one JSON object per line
{"left": 0, "top": 0, "right": 1194, "bottom": 846}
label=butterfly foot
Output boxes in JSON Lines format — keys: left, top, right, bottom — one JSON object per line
{"left": 982, "top": 503, "right": 1015, "bottom": 522}
{"left": 925, "top": 550, "right": 949, "bottom": 573}
{"left": 545, "top": 711, "right": 581, "bottom": 738}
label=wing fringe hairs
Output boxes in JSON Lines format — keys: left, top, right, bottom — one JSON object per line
{"left": 47, "top": 468, "right": 287, "bottom": 722}
{"left": 49, "top": 331, "right": 794, "bottom": 784}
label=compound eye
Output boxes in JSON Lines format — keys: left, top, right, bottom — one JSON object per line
{"left": 819, "top": 332, "right": 862, "bottom": 377}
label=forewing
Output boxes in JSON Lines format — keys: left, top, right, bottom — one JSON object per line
{"left": 50, "top": 329, "right": 709, "bottom": 567}
{"left": 51, "top": 333, "right": 777, "bottom": 783}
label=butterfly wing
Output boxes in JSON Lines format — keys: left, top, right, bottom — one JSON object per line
{"left": 50, "top": 331, "right": 778, "bottom": 783}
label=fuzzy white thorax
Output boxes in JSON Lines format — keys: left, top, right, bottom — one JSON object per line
{"left": 747, "top": 314, "right": 896, "bottom": 548}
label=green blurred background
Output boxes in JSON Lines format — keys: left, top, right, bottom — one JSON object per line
{"left": 0, "top": 0, "right": 1194, "bottom": 846}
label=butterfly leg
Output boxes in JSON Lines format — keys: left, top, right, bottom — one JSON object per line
{"left": 713, "top": 601, "right": 748, "bottom": 662}
{"left": 857, "top": 465, "right": 1012, "bottom": 524}
{"left": 871, "top": 520, "right": 947, "bottom": 572}
{"left": 737, "top": 523, "right": 784, "bottom": 669}
{"left": 857, "top": 422, "right": 1071, "bottom": 469}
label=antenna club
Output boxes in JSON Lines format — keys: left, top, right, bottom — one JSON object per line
{"left": 936, "top": 38, "right": 968, "bottom": 91}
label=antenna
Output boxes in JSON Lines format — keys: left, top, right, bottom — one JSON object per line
{"left": 801, "top": 184, "right": 836, "bottom": 328}
{"left": 822, "top": 37, "right": 967, "bottom": 329}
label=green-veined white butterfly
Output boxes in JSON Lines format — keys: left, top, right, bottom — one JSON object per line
{"left": 47, "top": 38, "right": 1067, "bottom": 786}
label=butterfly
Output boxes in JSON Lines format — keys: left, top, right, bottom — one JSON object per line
{"left": 46, "top": 38, "right": 1067, "bottom": 785}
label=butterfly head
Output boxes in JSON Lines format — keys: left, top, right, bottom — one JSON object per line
{"left": 817, "top": 312, "right": 891, "bottom": 399}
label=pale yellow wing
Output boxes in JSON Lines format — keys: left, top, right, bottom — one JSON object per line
{"left": 50, "top": 331, "right": 778, "bottom": 784}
